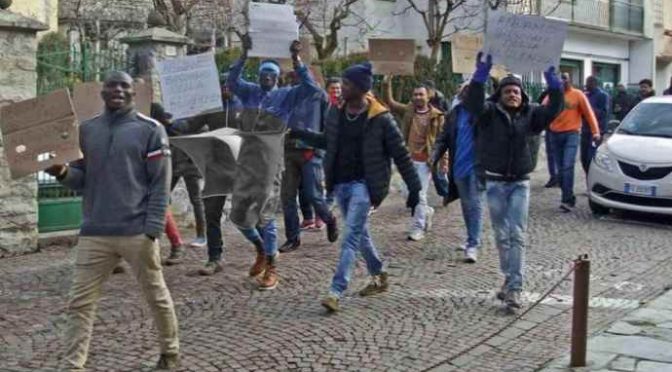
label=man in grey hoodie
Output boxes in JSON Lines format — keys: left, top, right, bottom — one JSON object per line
{"left": 46, "top": 71, "right": 180, "bottom": 371}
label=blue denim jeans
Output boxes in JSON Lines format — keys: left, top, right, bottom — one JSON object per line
{"left": 550, "top": 131, "right": 580, "bottom": 205}
{"left": 486, "top": 180, "right": 530, "bottom": 292}
{"left": 544, "top": 131, "right": 557, "bottom": 179}
{"left": 238, "top": 219, "right": 278, "bottom": 257}
{"left": 454, "top": 173, "right": 484, "bottom": 248}
{"left": 330, "top": 181, "right": 383, "bottom": 297}
{"left": 283, "top": 152, "right": 332, "bottom": 241}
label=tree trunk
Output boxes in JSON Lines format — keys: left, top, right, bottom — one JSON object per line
{"left": 428, "top": 39, "right": 440, "bottom": 65}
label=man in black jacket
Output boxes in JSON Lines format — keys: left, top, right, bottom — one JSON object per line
{"left": 290, "top": 62, "right": 421, "bottom": 312}
{"left": 465, "top": 53, "right": 563, "bottom": 309}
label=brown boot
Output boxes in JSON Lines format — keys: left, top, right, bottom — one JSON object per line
{"left": 249, "top": 240, "right": 266, "bottom": 277}
{"left": 257, "top": 255, "right": 279, "bottom": 290}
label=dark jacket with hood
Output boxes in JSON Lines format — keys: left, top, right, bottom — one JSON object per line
{"left": 431, "top": 101, "right": 478, "bottom": 204}
{"left": 465, "top": 79, "right": 563, "bottom": 181}
{"left": 289, "top": 94, "right": 421, "bottom": 207}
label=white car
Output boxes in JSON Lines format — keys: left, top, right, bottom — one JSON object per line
{"left": 588, "top": 96, "right": 672, "bottom": 216}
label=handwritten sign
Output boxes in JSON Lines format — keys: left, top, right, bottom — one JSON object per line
{"left": 0, "top": 89, "right": 81, "bottom": 179}
{"left": 72, "top": 81, "right": 153, "bottom": 121}
{"left": 248, "top": 2, "right": 299, "bottom": 59}
{"left": 156, "top": 52, "right": 223, "bottom": 120}
{"left": 483, "top": 10, "right": 567, "bottom": 74}
{"left": 369, "top": 39, "right": 416, "bottom": 76}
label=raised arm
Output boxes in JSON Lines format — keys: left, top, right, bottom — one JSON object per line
{"left": 383, "top": 75, "right": 408, "bottom": 116}
{"left": 464, "top": 53, "right": 493, "bottom": 117}
{"left": 530, "top": 67, "right": 563, "bottom": 134}
{"left": 226, "top": 34, "right": 258, "bottom": 102}
{"left": 282, "top": 41, "right": 323, "bottom": 109}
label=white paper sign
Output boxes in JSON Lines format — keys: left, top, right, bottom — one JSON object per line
{"left": 248, "top": 2, "right": 299, "bottom": 59}
{"left": 156, "top": 52, "right": 223, "bottom": 120}
{"left": 483, "top": 10, "right": 567, "bottom": 74}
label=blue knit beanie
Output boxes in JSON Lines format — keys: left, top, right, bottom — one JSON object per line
{"left": 259, "top": 60, "right": 281, "bottom": 76}
{"left": 342, "top": 62, "right": 373, "bottom": 92}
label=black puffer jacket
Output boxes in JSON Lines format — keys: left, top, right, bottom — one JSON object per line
{"left": 291, "top": 95, "right": 421, "bottom": 207}
{"left": 465, "top": 81, "right": 563, "bottom": 181}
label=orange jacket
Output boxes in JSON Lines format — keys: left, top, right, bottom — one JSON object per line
{"left": 547, "top": 88, "right": 599, "bottom": 135}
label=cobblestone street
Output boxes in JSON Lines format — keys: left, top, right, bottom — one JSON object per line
{"left": 1, "top": 163, "right": 672, "bottom": 372}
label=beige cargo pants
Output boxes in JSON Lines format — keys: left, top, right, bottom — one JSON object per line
{"left": 62, "top": 235, "right": 179, "bottom": 370}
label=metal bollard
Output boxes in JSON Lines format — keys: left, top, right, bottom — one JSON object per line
{"left": 570, "top": 254, "right": 590, "bottom": 367}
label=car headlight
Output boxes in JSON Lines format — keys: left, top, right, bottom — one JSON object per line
{"left": 593, "top": 147, "right": 614, "bottom": 172}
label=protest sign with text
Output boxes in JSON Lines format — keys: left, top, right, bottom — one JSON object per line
{"left": 483, "top": 11, "right": 567, "bottom": 74}
{"left": 369, "top": 39, "right": 416, "bottom": 76}
{"left": 248, "top": 2, "right": 299, "bottom": 59}
{"left": 156, "top": 52, "right": 223, "bottom": 120}
{"left": 0, "top": 89, "right": 81, "bottom": 179}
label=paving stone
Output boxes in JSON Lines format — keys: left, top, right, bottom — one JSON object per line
{"left": 624, "top": 309, "right": 672, "bottom": 327}
{"left": 589, "top": 336, "right": 672, "bottom": 363}
{"left": 635, "top": 361, "right": 672, "bottom": 372}
{"left": 647, "top": 292, "right": 672, "bottom": 312}
{"left": 606, "top": 322, "right": 641, "bottom": 336}
{"left": 609, "top": 356, "right": 636, "bottom": 371}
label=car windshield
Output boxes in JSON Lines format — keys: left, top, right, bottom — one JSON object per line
{"left": 618, "top": 103, "right": 672, "bottom": 138}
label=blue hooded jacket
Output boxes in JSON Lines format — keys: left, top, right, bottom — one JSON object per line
{"left": 227, "top": 58, "right": 321, "bottom": 126}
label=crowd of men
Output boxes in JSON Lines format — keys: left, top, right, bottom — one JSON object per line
{"left": 44, "top": 37, "right": 665, "bottom": 371}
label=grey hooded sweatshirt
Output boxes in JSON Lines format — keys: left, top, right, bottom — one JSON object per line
{"left": 60, "top": 107, "right": 171, "bottom": 237}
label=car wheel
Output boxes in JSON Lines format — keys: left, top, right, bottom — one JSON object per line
{"left": 589, "top": 199, "right": 610, "bottom": 216}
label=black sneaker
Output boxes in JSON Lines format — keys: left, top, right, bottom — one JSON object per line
{"left": 326, "top": 218, "right": 339, "bottom": 243}
{"left": 560, "top": 203, "right": 574, "bottom": 213}
{"left": 155, "top": 353, "right": 180, "bottom": 370}
{"left": 544, "top": 177, "right": 559, "bottom": 188}
{"left": 279, "top": 239, "right": 301, "bottom": 253}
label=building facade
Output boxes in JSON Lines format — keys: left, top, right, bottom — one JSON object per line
{"left": 8, "top": 0, "right": 58, "bottom": 37}
{"left": 653, "top": 0, "right": 672, "bottom": 92}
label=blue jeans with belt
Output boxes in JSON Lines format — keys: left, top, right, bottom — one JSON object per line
{"left": 330, "top": 181, "right": 383, "bottom": 297}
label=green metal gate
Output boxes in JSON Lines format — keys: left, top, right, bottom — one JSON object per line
{"left": 36, "top": 43, "right": 127, "bottom": 233}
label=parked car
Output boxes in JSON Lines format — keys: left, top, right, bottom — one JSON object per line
{"left": 588, "top": 97, "right": 672, "bottom": 216}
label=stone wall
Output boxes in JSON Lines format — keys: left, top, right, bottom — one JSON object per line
{"left": 0, "top": 24, "right": 42, "bottom": 255}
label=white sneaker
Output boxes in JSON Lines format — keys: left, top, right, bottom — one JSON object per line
{"left": 408, "top": 230, "right": 425, "bottom": 241}
{"left": 456, "top": 244, "right": 467, "bottom": 252}
{"left": 424, "top": 207, "right": 435, "bottom": 232}
{"left": 464, "top": 247, "right": 478, "bottom": 263}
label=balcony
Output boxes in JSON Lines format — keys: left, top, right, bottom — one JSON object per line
{"left": 536, "top": 0, "right": 645, "bottom": 35}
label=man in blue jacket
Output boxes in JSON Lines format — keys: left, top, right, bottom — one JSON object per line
{"left": 226, "top": 37, "right": 324, "bottom": 290}
{"left": 46, "top": 71, "right": 179, "bottom": 370}
{"left": 582, "top": 76, "right": 609, "bottom": 174}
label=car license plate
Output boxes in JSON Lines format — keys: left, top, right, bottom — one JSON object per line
{"left": 624, "top": 183, "right": 656, "bottom": 196}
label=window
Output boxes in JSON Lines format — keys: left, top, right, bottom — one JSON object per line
{"left": 592, "top": 62, "right": 621, "bottom": 89}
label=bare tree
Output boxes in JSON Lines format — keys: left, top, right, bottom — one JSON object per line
{"left": 294, "top": 0, "right": 372, "bottom": 61}
{"left": 394, "top": 0, "right": 481, "bottom": 64}
{"left": 153, "top": 0, "right": 201, "bottom": 35}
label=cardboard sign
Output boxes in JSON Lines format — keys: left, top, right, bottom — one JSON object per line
{"left": 369, "top": 39, "right": 416, "bottom": 76}
{"left": 451, "top": 33, "right": 483, "bottom": 74}
{"left": 248, "top": 2, "right": 299, "bottom": 59}
{"left": 72, "top": 81, "right": 153, "bottom": 121}
{"left": 483, "top": 10, "right": 568, "bottom": 74}
{"left": 451, "top": 33, "right": 509, "bottom": 78}
{"left": 0, "top": 89, "right": 81, "bottom": 179}
{"left": 156, "top": 52, "right": 223, "bottom": 120}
